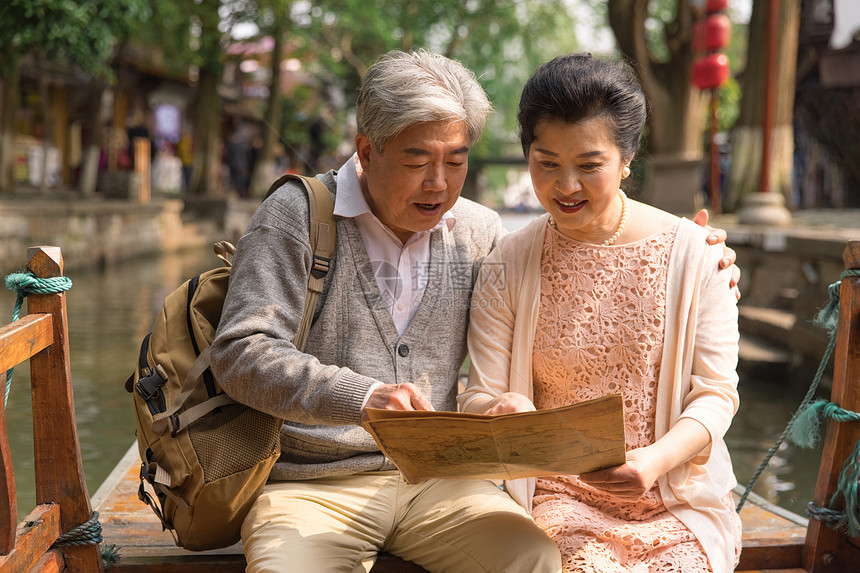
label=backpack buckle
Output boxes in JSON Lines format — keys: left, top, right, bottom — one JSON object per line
{"left": 311, "top": 255, "right": 330, "bottom": 279}
{"left": 139, "top": 462, "right": 149, "bottom": 486}
{"left": 136, "top": 364, "right": 168, "bottom": 414}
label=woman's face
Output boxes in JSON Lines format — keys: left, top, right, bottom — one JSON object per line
{"left": 528, "top": 116, "right": 628, "bottom": 243}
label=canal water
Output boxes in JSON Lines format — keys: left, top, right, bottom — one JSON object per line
{"left": 2, "top": 245, "right": 828, "bottom": 522}
{"left": 2, "top": 247, "right": 218, "bottom": 521}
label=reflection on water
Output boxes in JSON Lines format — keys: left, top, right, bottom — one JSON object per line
{"left": 2, "top": 247, "right": 220, "bottom": 520}
{"left": 726, "top": 367, "right": 827, "bottom": 513}
{"left": 2, "top": 246, "right": 829, "bottom": 521}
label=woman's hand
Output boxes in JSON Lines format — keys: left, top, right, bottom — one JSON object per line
{"left": 580, "top": 418, "right": 712, "bottom": 500}
{"left": 578, "top": 446, "right": 665, "bottom": 500}
{"left": 480, "top": 392, "right": 536, "bottom": 416}
{"left": 693, "top": 209, "right": 741, "bottom": 300}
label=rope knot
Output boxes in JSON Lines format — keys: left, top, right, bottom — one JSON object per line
{"left": 5, "top": 271, "right": 73, "bottom": 298}
{"left": 814, "top": 269, "right": 860, "bottom": 335}
{"left": 51, "top": 511, "right": 103, "bottom": 547}
{"left": 3, "top": 271, "right": 73, "bottom": 407}
{"left": 789, "top": 398, "right": 860, "bottom": 538}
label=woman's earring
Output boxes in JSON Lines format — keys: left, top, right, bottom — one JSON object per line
{"left": 622, "top": 165, "right": 631, "bottom": 179}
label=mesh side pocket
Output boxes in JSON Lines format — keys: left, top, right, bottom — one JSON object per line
{"left": 188, "top": 403, "right": 281, "bottom": 483}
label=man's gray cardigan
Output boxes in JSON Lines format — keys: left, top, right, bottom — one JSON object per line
{"left": 210, "top": 171, "right": 505, "bottom": 480}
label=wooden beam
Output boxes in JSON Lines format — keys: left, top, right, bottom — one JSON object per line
{"left": 30, "top": 549, "right": 65, "bottom": 573}
{"left": 0, "top": 504, "right": 61, "bottom": 573}
{"left": 0, "top": 314, "right": 53, "bottom": 373}
{"left": 803, "top": 241, "right": 860, "bottom": 572}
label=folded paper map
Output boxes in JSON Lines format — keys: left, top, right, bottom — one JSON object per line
{"left": 362, "top": 393, "right": 626, "bottom": 484}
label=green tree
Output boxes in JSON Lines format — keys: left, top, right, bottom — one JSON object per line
{"left": 169, "top": 0, "right": 585, "bottom": 199}
{"left": 0, "top": 0, "right": 149, "bottom": 194}
{"left": 133, "top": 0, "right": 229, "bottom": 196}
{"left": 284, "top": 0, "right": 579, "bottom": 198}
{"left": 240, "top": 0, "right": 295, "bottom": 197}
{"left": 578, "top": 0, "right": 751, "bottom": 157}
{"left": 602, "top": 0, "right": 705, "bottom": 157}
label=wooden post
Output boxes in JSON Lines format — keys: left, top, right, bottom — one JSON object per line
{"left": 133, "top": 137, "right": 151, "bottom": 203}
{"left": 759, "top": 0, "right": 778, "bottom": 194}
{"left": 26, "top": 247, "right": 104, "bottom": 573}
{"left": 0, "top": 372, "right": 15, "bottom": 555}
{"left": 803, "top": 240, "right": 860, "bottom": 572}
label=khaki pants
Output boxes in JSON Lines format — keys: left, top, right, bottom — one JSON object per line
{"left": 242, "top": 471, "right": 561, "bottom": 573}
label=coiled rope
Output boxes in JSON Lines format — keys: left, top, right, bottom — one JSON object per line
{"left": 735, "top": 269, "right": 860, "bottom": 536}
{"left": 789, "top": 399, "right": 860, "bottom": 536}
{"left": 3, "top": 271, "right": 73, "bottom": 407}
{"left": 49, "top": 510, "right": 118, "bottom": 564}
{"left": 51, "top": 511, "right": 103, "bottom": 547}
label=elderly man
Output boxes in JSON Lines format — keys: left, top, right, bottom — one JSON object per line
{"left": 210, "top": 49, "right": 735, "bottom": 573}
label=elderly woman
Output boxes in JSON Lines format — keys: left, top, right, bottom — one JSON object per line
{"left": 461, "top": 53, "right": 742, "bottom": 573}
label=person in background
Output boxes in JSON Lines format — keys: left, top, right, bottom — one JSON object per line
{"left": 461, "top": 53, "right": 742, "bottom": 573}
{"left": 225, "top": 126, "right": 251, "bottom": 198}
{"left": 177, "top": 127, "right": 193, "bottom": 192}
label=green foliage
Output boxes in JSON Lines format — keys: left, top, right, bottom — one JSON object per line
{"left": 699, "top": 76, "right": 741, "bottom": 154}
{"left": 133, "top": 0, "right": 228, "bottom": 77}
{"left": 277, "top": 83, "right": 315, "bottom": 153}
{"left": 281, "top": 0, "right": 580, "bottom": 159}
{"left": 0, "top": 0, "right": 150, "bottom": 79}
{"left": 643, "top": 0, "right": 676, "bottom": 62}
{"left": 716, "top": 76, "right": 741, "bottom": 132}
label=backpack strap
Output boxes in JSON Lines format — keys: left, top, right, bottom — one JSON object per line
{"left": 274, "top": 174, "right": 336, "bottom": 351}
{"left": 151, "top": 174, "right": 336, "bottom": 436}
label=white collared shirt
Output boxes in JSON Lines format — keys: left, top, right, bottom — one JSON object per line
{"left": 334, "top": 153, "right": 455, "bottom": 336}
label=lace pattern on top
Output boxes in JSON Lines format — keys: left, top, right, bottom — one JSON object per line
{"left": 530, "top": 222, "right": 734, "bottom": 572}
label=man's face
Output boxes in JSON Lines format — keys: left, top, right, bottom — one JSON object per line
{"left": 356, "top": 120, "right": 470, "bottom": 243}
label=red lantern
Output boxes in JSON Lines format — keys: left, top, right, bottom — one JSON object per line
{"left": 706, "top": 0, "right": 728, "bottom": 12}
{"left": 692, "top": 53, "right": 731, "bottom": 90}
{"left": 705, "top": 13, "right": 732, "bottom": 51}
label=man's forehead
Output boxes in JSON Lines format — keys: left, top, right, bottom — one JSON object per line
{"left": 400, "top": 145, "right": 470, "bottom": 156}
{"left": 388, "top": 120, "right": 471, "bottom": 155}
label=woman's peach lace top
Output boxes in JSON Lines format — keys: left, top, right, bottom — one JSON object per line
{"left": 531, "top": 221, "right": 725, "bottom": 572}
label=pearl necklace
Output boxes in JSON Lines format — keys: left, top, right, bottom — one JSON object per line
{"left": 549, "top": 189, "right": 629, "bottom": 246}
{"left": 603, "top": 189, "right": 628, "bottom": 246}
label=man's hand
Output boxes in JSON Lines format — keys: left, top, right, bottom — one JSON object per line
{"left": 361, "top": 383, "right": 434, "bottom": 423}
{"left": 693, "top": 209, "right": 741, "bottom": 299}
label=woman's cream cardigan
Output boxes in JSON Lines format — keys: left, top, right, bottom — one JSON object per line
{"left": 460, "top": 214, "right": 740, "bottom": 573}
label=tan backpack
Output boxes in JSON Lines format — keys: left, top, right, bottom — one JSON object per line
{"left": 125, "top": 174, "right": 335, "bottom": 550}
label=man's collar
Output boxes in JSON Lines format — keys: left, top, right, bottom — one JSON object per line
{"left": 333, "top": 154, "right": 373, "bottom": 218}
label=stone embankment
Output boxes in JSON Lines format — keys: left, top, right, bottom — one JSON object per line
{"left": 716, "top": 210, "right": 860, "bottom": 385}
{"left": 0, "top": 195, "right": 258, "bottom": 275}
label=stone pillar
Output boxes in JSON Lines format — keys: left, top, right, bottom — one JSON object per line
{"left": 641, "top": 153, "right": 705, "bottom": 215}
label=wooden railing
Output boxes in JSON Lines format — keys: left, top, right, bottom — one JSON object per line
{"left": 803, "top": 241, "right": 860, "bottom": 573}
{"left": 0, "top": 247, "right": 103, "bottom": 573}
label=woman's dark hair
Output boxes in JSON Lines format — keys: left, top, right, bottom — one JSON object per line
{"left": 518, "top": 53, "right": 647, "bottom": 162}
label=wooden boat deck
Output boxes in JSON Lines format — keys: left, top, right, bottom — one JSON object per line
{"left": 94, "top": 444, "right": 810, "bottom": 573}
